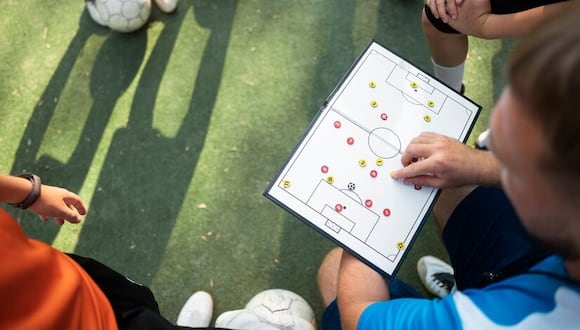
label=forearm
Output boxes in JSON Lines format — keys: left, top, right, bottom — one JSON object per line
{"left": 467, "top": 149, "right": 502, "bottom": 187}
{"left": 337, "top": 252, "right": 389, "bottom": 330}
{"left": 0, "top": 175, "right": 35, "bottom": 204}
{"left": 1, "top": 174, "right": 86, "bottom": 224}
{"left": 482, "top": 1, "right": 575, "bottom": 39}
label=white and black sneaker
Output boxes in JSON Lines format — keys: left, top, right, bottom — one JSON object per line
{"left": 417, "top": 255, "right": 457, "bottom": 298}
{"left": 475, "top": 128, "right": 491, "bottom": 150}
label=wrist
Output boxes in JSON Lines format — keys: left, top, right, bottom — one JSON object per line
{"left": 9, "top": 174, "right": 42, "bottom": 209}
{"left": 472, "top": 150, "right": 501, "bottom": 186}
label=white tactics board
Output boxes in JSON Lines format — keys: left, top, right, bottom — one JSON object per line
{"left": 265, "top": 41, "right": 481, "bottom": 277}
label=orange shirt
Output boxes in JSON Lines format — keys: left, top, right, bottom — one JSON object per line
{"left": 0, "top": 208, "right": 118, "bottom": 329}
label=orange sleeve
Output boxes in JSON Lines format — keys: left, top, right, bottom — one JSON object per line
{"left": 0, "top": 208, "right": 118, "bottom": 330}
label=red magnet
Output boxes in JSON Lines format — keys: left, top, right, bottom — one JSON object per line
{"left": 383, "top": 208, "right": 391, "bottom": 217}
{"left": 370, "top": 170, "right": 378, "bottom": 178}
{"left": 380, "top": 113, "right": 388, "bottom": 121}
{"left": 365, "top": 199, "right": 373, "bottom": 207}
{"left": 334, "top": 120, "right": 341, "bottom": 128}
{"left": 347, "top": 137, "right": 355, "bottom": 145}
{"left": 335, "top": 204, "right": 343, "bottom": 212}
{"left": 321, "top": 165, "right": 329, "bottom": 173}
{"left": 414, "top": 184, "right": 423, "bottom": 190}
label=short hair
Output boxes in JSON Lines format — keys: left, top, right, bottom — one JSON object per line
{"left": 508, "top": 4, "right": 580, "bottom": 179}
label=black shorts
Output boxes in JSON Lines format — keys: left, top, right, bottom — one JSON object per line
{"left": 425, "top": 0, "right": 569, "bottom": 33}
{"left": 321, "top": 186, "right": 550, "bottom": 329}
{"left": 69, "top": 254, "right": 227, "bottom": 330}
{"left": 442, "top": 186, "right": 549, "bottom": 289}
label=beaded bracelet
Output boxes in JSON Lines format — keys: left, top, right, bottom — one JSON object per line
{"left": 10, "top": 174, "right": 41, "bottom": 209}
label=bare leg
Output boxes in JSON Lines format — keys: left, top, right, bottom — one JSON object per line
{"left": 317, "top": 248, "right": 344, "bottom": 307}
{"left": 421, "top": 9, "right": 469, "bottom": 67}
{"left": 432, "top": 185, "right": 477, "bottom": 232}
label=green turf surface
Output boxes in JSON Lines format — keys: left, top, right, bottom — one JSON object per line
{"left": 0, "top": 0, "right": 514, "bottom": 324}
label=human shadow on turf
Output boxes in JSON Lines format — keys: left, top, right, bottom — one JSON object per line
{"left": 265, "top": 0, "right": 357, "bottom": 318}
{"left": 8, "top": 11, "right": 145, "bottom": 242}
{"left": 73, "top": 0, "right": 238, "bottom": 284}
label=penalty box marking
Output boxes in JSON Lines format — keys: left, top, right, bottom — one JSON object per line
{"left": 308, "top": 180, "right": 379, "bottom": 241}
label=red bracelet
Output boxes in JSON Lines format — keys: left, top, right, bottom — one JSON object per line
{"left": 10, "top": 174, "right": 42, "bottom": 209}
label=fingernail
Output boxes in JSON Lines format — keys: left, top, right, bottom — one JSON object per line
{"left": 390, "top": 170, "right": 397, "bottom": 179}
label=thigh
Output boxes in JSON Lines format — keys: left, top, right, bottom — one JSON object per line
{"left": 442, "top": 187, "right": 550, "bottom": 290}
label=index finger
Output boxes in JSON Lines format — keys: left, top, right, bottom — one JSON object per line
{"left": 392, "top": 159, "right": 434, "bottom": 180}
{"left": 400, "top": 141, "right": 434, "bottom": 166}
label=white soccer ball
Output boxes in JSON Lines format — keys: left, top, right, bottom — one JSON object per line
{"left": 244, "top": 289, "right": 316, "bottom": 330}
{"left": 91, "top": 0, "right": 151, "bottom": 33}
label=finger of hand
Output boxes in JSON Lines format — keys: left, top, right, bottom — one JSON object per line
{"left": 436, "top": 0, "right": 450, "bottom": 22}
{"left": 400, "top": 143, "right": 434, "bottom": 166}
{"left": 392, "top": 161, "right": 433, "bottom": 180}
{"left": 65, "top": 204, "right": 83, "bottom": 224}
{"left": 427, "top": 0, "right": 440, "bottom": 19}
{"left": 446, "top": 0, "right": 458, "bottom": 19}
{"left": 400, "top": 150, "right": 419, "bottom": 167}
{"left": 64, "top": 195, "right": 87, "bottom": 216}
{"left": 55, "top": 218, "right": 65, "bottom": 226}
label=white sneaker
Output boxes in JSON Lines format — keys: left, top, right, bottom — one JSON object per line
{"left": 417, "top": 256, "right": 456, "bottom": 298}
{"left": 154, "top": 0, "right": 178, "bottom": 13}
{"left": 176, "top": 291, "right": 213, "bottom": 327}
{"left": 475, "top": 128, "right": 491, "bottom": 150}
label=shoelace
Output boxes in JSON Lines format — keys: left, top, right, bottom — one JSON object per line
{"left": 432, "top": 272, "right": 455, "bottom": 292}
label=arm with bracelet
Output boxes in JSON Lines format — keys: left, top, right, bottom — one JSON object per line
{"left": 0, "top": 174, "right": 87, "bottom": 225}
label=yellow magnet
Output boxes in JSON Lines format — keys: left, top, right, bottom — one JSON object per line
{"left": 282, "top": 180, "right": 291, "bottom": 188}
{"left": 369, "top": 81, "right": 376, "bottom": 88}
{"left": 410, "top": 81, "right": 418, "bottom": 89}
{"left": 423, "top": 114, "right": 432, "bottom": 122}
{"left": 370, "top": 100, "right": 378, "bottom": 108}
{"left": 397, "top": 241, "right": 405, "bottom": 250}
{"left": 359, "top": 159, "right": 367, "bottom": 167}
{"left": 376, "top": 158, "right": 384, "bottom": 166}
{"left": 427, "top": 100, "right": 435, "bottom": 108}
{"left": 326, "top": 176, "right": 335, "bottom": 184}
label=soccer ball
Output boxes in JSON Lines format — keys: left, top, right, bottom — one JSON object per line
{"left": 86, "top": 0, "right": 151, "bottom": 33}
{"left": 244, "top": 289, "right": 316, "bottom": 330}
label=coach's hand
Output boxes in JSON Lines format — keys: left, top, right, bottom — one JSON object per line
{"left": 391, "top": 132, "right": 500, "bottom": 189}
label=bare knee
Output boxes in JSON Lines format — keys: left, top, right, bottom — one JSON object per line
{"left": 421, "top": 9, "right": 436, "bottom": 35}
{"left": 317, "top": 247, "right": 343, "bottom": 307}
{"left": 421, "top": 8, "right": 468, "bottom": 66}
{"left": 421, "top": 8, "right": 447, "bottom": 43}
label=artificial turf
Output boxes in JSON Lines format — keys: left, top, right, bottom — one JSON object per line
{"left": 0, "top": 0, "right": 513, "bottom": 324}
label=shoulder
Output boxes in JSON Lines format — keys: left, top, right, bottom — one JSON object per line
{"left": 358, "top": 256, "right": 580, "bottom": 330}
{"left": 455, "top": 256, "right": 580, "bottom": 329}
